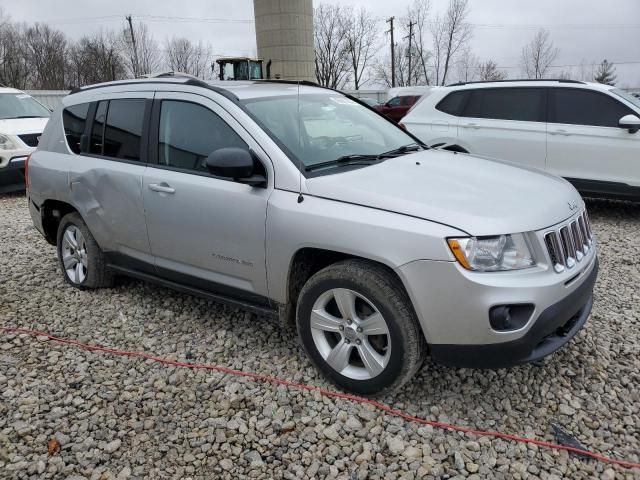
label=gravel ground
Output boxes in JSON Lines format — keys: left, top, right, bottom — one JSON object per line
{"left": 1, "top": 192, "right": 639, "bottom": 480}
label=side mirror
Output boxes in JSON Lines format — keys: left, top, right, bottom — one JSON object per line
{"left": 205, "top": 147, "right": 266, "bottom": 187}
{"left": 619, "top": 114, "right": 640, "bottom": 134}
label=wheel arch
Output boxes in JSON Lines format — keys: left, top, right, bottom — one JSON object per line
{"left": 279, "top": 247, "right": 412, "bottom": 328}
{"left": 40, "top": 199, "right": 79, "bottom": 245}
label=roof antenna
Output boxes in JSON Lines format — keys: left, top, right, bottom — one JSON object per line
{"left": 296, "top": 79, "right": 304, "bottom": 203}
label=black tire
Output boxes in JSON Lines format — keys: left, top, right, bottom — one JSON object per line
{"left": 56, "top": 212, "right": 113, "bottom": 289}
{"left": 296, "top": 259, "right": 426, "bottom": 396}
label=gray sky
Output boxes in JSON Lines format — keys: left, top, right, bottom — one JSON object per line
{"left": 2, "top": 0, "right": 639, "bottom": 87}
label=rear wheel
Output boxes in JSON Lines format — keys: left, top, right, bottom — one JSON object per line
{"left": 56, "top": 213, "right": 113, "bottom": 289}
{"left": 296, "top": 260, "right": 425, "bottom": 396}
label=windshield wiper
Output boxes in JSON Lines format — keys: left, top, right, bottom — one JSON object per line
{"left": 305, "top": 154, "right": 382, "bottom": 172}
{"left": 377, "top": 143, "right": 423, "bottom": 159}
{"left": 305, "top": 144, "right": 425, "bottom": 172}
{"left": 13, "top": 115, "right": 46, "bottom": 119}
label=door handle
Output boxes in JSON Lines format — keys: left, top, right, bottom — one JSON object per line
{"left": 550, "top": 129, "right": 570, "bottom": 136}
{"left": 148, "top": 183, "right": 176, "bottom": 194}
{"left": 464, "top": 123, "right": 480, "bottom": 129}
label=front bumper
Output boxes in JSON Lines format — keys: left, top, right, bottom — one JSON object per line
{"left": 0, "top": 147, "right": 33, "bottom": 193}
{"left": 396, "top": 242, "right": 598, "bottom": 369}
{"left": 430, "top": 259, "right": 597, "bottom": 368}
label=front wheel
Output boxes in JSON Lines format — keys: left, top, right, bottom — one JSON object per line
{"left": 296, "top": 260, "right": 426, "bottom": 396}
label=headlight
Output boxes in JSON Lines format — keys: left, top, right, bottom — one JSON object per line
{"left": 0, "top": 133, "right": 18, "bottom": 151}
{"left": 447, "top": 233, "right": 535, "bottom": 272}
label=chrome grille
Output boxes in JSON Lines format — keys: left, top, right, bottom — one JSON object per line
{"left": 544, "top": 210, "right": 593, "bottom": 273}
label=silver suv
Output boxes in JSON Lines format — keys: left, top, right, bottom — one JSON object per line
{"left": 27, "top": 78, "right": 598, "bottom": 395}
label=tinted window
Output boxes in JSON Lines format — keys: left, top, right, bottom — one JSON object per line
{"left": 551, "top": 88, "right": 632, "bottom": 127}
{"left": 464, "top": 88, "right": 545, "bottom": 122}
{"left": 62, "top": 103, "right": 90, "bottom": 154}
{"left": 436, "top": 91, "right": 468, "bottom": 115}
{"left": 102, "top": 99, "right": 146, "bottom": 161}
{"left": 158, "top": 101, "right": 247, "bottom": 172}
{"left": 90, "top": 101, "right": 108, "bottom": 155}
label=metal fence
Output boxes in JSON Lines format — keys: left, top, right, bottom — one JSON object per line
{"left": 25, "top": 90, "right": 69, "bottom": 111}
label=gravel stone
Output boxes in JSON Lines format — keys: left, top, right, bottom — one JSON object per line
{"left": 1, "top": 193, "right": 639, "bottom": 479}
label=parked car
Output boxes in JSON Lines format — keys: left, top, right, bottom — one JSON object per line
{"left": 27, "top": 78, "right": 597, "bottom": 395}
{"left": 402, "top": 79, "right": 640, "bottom": 201}
{"left": 0, "top": 88, "right": 50, "bottom": 193}
{"left": 374, "top": 95, "right": 422, "bottom": 122}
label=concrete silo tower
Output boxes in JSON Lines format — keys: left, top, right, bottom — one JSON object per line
{"left": 253, "top": 0, "right": 315, "bottom": 82}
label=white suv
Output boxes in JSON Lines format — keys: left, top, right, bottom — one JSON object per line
{"left": 0, "top": 87, "right": 50, "bottom": 193}
{"left": 402, "top": 80, "right": 640, "bottom": 201}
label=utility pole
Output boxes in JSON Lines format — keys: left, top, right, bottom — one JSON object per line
{"left": 126, "top": 15, "right": 140, "bottom": 78}
{"left": 386, "top": 17, "right": 395, "bottom": 87}
{"left": 405, "top": 21, "right": 416, "bottom": 86}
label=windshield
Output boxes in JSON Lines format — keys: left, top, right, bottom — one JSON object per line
{"left": 0, "top": 93, "right": 50, "bottom": 120}
{"left": 242, "top": 93, "right": 417, "bottom": 170}
{"left": 611, "top": 89, "right": 640, "bottom": 110}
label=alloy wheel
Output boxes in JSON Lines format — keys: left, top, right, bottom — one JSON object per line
{"left": 61, "top": 225, "right": 88, "bottom": 284}
{"left": 310, "top": 288, "right": 391, "bottom": 380}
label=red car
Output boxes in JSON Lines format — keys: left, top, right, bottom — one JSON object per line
{"left": 375, "top": 95, "right": 422, "bottom": 122}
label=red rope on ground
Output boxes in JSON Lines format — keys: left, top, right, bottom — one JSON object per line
{"left": 2, "top": 325, "right": 639, "bottom": 470}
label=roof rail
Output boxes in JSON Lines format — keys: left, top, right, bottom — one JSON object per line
{"left": 67, "top": 78, "right": 239, "bottom": 102}
{"left": 138, "top": 71, "right": 198, "bottom": 79}
{"left": 446, "top": 79, "right": 586, "bottom": 87}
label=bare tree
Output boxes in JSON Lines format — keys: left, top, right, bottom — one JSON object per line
{"left": 405, "top": 0, "right": 432, "bottom": 85}
{"left": 0, "top": 20, "right": 29, "bottom": 89}
{"left": 520, "top": 29, "right": 559, "bottom": 79}
{"left": 373, "top": 41, "right": 422, "bottom": 88}
{"left": 455, "top": 48, "right": 479, "bottom": 83}
{"left": 24, "top": 24, "right": 67, "bottom": 89}
{"left": 314, "top": 4, "right": 350, "bottom": 89}
{"left": 122, "top": 22, "right": 161, "bottom": 77}
{"left": 165, "top": 37, "right": 212, "bottom": 79}
{"left": 344, "top": 7, "right": 378, "bottom": 90}
{"left": 67, "top": 32, "right": 126, "bottom": 87}
{"left": 478, "top": 59, "right": 507, "bottom": 81}
{"left": 430, "top": 0, "right": 472, "bottom": 85}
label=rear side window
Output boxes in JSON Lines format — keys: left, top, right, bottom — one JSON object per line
{"left": 387, "top": 97, "right": 401, "bottom": 107}
{"left": 550, "top": 88, "right": 632, "bottom": 127}
{"left": 464, "top": 88, "right": 545, "bottom": 122}
{"left": 158, "top": 100, "right": 248, "bottom": 173}
{"left": 102, "top": 99, "right": 146, "bottom": 161}
{"left": 436, "top": 91, "right": 468, "bottom": 116}
{"left": 62, "top": 103, "right": 90, "bottom": 154}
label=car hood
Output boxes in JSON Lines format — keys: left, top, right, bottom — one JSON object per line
{"left": 0, "top": 117, "right": 49, "bottom": 135}
{"left": 305, "top": 149, "right": 583, "bottom": 236}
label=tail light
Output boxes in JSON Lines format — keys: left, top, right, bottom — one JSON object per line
{"left": 25, "top": 153, "right": 31, "bottom": 190}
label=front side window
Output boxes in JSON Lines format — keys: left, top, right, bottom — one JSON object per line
{"left": 464, "top": 88, "right": 545, "bottom": 122}
{"left": 100, "top": 99, "right": 146, "bottom": 161}
{"left": 242, "top": 93, "right": 417, "bottom": 170}
{"left": 62, "top": 103, "right": 89, "bottom": 154}
{"left": 158, "top": 100, "right": 248, "bottom": 172}
{"left": 0, "top": 93, "right": 50, "bottom": 120}
{"left": 551, "top": 88, "right": 632, "bottom": 127}
{"left": 387, "top": 96, "right": 401, "bottom": 107}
